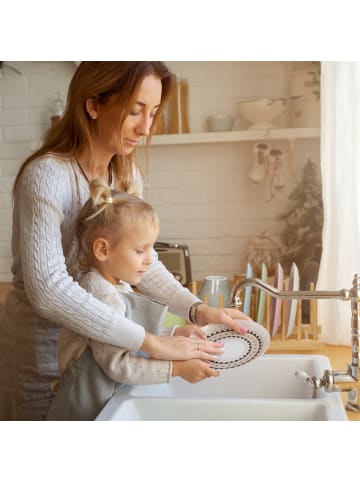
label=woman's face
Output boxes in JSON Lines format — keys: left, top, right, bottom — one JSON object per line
{"left": 88, "top": 74, "right": 162, "bottom": 158}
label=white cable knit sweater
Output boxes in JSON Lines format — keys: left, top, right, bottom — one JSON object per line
{"left": 0, "top": 155, "right": 199, "bottom": 420}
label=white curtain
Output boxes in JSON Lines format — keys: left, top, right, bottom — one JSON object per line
{"left": 317, "top": 62, "right": 360, "bottom": 345}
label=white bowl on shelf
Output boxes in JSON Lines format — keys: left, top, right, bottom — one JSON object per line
{"left": 207, "top": 114, "right": 234, "bottom": 132}
{"left": 238, "top": 98, "right": 285, "bottom": 130}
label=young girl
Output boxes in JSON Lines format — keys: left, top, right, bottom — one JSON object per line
{"left": 47, "top": 179, "right": 220, "bottom": 420}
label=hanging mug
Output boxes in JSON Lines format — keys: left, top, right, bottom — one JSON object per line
{"left": 250, "top": 142, "right": 270, "bottom": 184}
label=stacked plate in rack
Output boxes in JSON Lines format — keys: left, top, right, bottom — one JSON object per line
{"left": 243, "top": 261, "right": 300, "bottom": 339}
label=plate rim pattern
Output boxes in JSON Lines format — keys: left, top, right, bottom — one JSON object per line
{"left": 204, "top": 321, "right": 270, "bottom": 369}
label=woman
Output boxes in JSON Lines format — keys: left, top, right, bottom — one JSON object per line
{"left": 0, "top": 61, "right": 249, "bottom": 420}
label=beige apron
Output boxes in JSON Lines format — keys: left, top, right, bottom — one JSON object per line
{"left": 46, "top": 292, "right": 168, "bottom": 420}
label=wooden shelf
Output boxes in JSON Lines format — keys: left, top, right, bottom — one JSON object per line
{"left": 148, "top": 127, "right": 320, "bottom": 146}
{"left": 30, "top": 128, "right": 320, "bottom": 153}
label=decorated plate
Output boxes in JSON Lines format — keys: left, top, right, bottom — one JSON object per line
{"left": 285, "top": 263, "right": 300, "bottom": 338}
{"left": 203, "top": 319, "right": 270, "bottom": 369}
{"left": 270, "top": 262, "right": 284, "bottom": 338}
{"left": 256, "top": 262, "right": 268, "bottom": 326}
{"left": 243, "top": 262, "right": 253, "bottom": 316}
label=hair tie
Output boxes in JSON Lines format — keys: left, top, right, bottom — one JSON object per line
{"left": 105, "top": 196, "right": 113, "bottom": 204}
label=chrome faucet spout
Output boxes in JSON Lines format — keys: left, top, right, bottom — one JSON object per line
{"left": 229, "top": 277, "right": 350, "bottom": 310}
{"left": 229, "top": 273, "right": 360, "bottom": 412}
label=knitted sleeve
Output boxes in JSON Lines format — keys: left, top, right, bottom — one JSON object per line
{"left": 91, "top": 340, "right": 172, "bottom": 385}
{"left": 17, "top": 159, "right": 145, "bottom": 352}
{"left": 137, "top": 258, "right": 200, "bottom": 320}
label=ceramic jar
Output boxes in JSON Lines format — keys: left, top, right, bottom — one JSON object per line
{"left": 198, "top": 275, "right": 231, "bottom": 308}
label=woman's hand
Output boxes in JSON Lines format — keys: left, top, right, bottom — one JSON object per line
{"left": 172, "top": 359, "right": 219, "bottom": 383}
{"left": 140, "top": 332, "right": 224, "bottom": 361}
{"left": 195, "top": 304, "right": 251, "bottom": 334}
{"left": 173, "top": 324, "right": 207, "bottom": 339}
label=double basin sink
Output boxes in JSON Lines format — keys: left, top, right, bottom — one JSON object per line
{"left": 96, "top": 354, "right": 347, "bottom": 421}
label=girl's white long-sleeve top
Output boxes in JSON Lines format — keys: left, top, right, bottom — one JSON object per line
{"left": 58, "top": 269, "right": 174, "bottom": 385}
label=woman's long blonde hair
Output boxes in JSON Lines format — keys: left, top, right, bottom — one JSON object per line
{"left": 13, "top": 61, "right": 175, "bottom": 195}
{"left": 77, "top": 178, "right": 159, "bottom": 271}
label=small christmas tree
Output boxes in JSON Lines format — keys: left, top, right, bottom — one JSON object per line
{"left": 279, "top": 158, "right": 323, "bottom": 289}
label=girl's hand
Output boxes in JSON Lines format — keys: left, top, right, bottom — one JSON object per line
{"left": 172, "top": 359, "right": 219, "bottom": 383}
{"left": 195, "top": 304, "right": 251, "bottom": 335}
{"left": 140, "top": 332, "right": 225, "bottom": 362}
{"left": 173, "top": 324, "right": 207, "bottom": 339}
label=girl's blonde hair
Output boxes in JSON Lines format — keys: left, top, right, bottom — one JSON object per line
{"left": 13, "top": 61, "right": 175, "bottom": 195}
{"left": 77, "top": 178, "right": 159, "bottom": 271}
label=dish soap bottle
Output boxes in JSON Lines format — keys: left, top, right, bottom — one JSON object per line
{"left": 50, "top": 92, "right": 65, "bottom": 126}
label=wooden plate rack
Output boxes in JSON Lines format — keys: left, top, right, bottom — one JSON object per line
{"left": 188, "top": 278, "right": 327, "bottom": 351}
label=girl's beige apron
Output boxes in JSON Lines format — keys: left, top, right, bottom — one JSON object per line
{"left": 46, "top": 292, "right": 168, "bottom": 420}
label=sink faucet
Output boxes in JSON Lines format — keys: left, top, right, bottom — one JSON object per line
{"left": 229, "top": 273, "right": 360, "bottom": 411}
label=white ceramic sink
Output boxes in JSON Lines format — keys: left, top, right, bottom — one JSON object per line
{"left": 97, "top": 397, "right": 345, "bottom": 421}
{"left": 96, "top": 355, "right": 347, "bottom": 421}
{"left": 110, "top": 355, "right": 335, "bottom": 399}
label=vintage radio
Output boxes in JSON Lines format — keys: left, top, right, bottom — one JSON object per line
{"left": 154, "top": 242, "right": 192, "bottom": 286}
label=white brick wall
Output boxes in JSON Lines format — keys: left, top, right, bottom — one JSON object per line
{"left": 0, "top": 61, "right": 320, "bottom": 283}
{"left": 0, "top": 61, "right": 75, "bottom": 281}
{"left": 140, "top": 61, "right": 320, "bottom": 281}
{"left": 141, "top": 137, "right": 320, "bottom": 281}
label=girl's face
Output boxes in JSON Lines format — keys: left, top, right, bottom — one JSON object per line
{"left": 95, "top": 222, "right": 159, "bottom": 286}
{"left": 88, "top": 74, "right": 162, "bottom": 158}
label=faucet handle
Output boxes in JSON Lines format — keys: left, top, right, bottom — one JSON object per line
{"left": 295, "top": 371, "right": 323, "bottom": 398}
{"left": 295, "top": 371, "right": 311, "bottom": 383}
